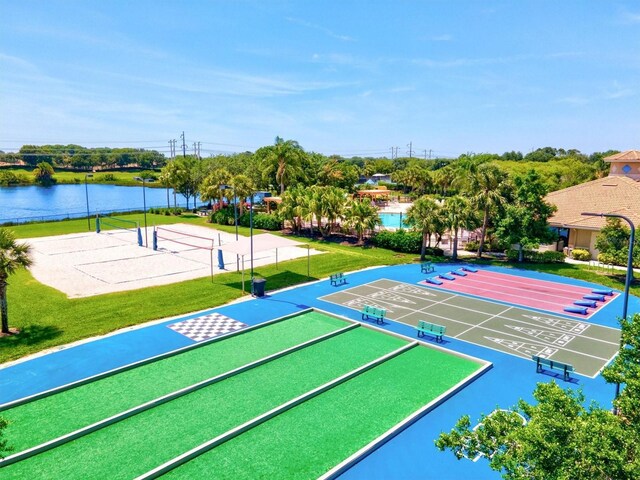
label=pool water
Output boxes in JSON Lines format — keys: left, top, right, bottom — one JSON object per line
{"left": 379, "top": 212, "right": 405, "bottom": 229}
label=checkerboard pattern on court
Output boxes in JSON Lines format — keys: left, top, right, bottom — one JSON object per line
{"left": 168, "top": 313, "right": 247, "bottom": 342}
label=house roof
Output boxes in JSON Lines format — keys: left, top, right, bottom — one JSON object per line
{"left": 546, "top": 176, "right": 640, "bottom": 230}
{"left": 604, "top": 150, "right": 640, "bottom": 163}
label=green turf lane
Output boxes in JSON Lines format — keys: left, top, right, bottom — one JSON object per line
{"left": 1, "top": 326, "right": 407, "bottom": 479}
{"left": 1, "top": 311, "right": 348, "bottom": 453}
{"left": 162, "top": 346, "right": 483, "bottom": 479}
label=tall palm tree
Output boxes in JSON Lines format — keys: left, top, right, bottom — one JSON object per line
{"left": 468, "top": 163, "right": 509, "bottom": 258}
{"left": 0, "top": 228, "right": 33, "bottom": 334}
{"left": 405, "top": 195, "right": 441, "bottom": 260}
{"left": 256, "top": 136, "right": 305, "bottom": 195}
{"left": 198, "top": 168, "right": 232, "bottom": 208}
{"left": 441, "top": 196, "right": 478, "bottom": 261}
{"left": 231, "top": 174, "right": 255, "bottom": 216}
{"left": 344, "top": 198, "right": 380, "bottom": 244}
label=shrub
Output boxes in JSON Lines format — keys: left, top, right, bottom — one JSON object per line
{"left": 210, "top": 206, "right": 235, "bottom": 225}
{"left": 371, "top": 230, "right": 422, "bottom": 254}
{"left": 571, "top": 248, "right": 591, "bottom": 261}
{"left": 102, "top": 173, "right": 116, "bottom": 181}
{"left": 506, "top": 249, "right": 565, "bottom": 264}
{"left": 464, "top": 241, "right": 479, "bottom": 252}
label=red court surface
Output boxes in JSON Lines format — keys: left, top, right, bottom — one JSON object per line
{"left": 420, "top": 269, "right": 618, "bottom": 318}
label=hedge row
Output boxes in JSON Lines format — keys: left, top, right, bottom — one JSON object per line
{"left": 506, "top": 249, "right": 565, "bottom": 263}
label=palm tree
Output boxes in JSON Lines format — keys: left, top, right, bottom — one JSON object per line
{"left": 468, "top": 163, "right": 509, "bottom": 258}
{"left": 344, "top": 198, "right": 380, "bottom": 244}
{"left": 231, "top": 174, "right": 255, "bottom": 216}
{"left": 0, "top": 228, "right": 33, "bottom": 334}
{"left": 441, "top": 196, "right": 477, "bottom": 261}
{"left": 256, "top": 136, "right": 305, "bottom": 195}
{"left": 33, "top": 162, "right": 55, "bottom": 185}
{"left": 405, "top": 195, "right": 441, "bottom": 260}
{"left": 198, "top": 168, "right": 232, "bottom": 209}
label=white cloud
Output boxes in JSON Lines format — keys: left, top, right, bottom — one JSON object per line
{"left": 285, "top": 17, "right": 354, "bottom": 42}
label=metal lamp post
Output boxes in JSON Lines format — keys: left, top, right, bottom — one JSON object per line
{"left": 84, "top": 173, "right": 93, "bottom": 230}
{"left": 250, "top": 192, "right": 254, "bottom": 295}
{"left": 581, "top": 212, "right": 636, "bottom": 407}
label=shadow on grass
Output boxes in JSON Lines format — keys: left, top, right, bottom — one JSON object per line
{"left": 223, "top": 271, "right": 318, "bottom": 294}
{"left": 0, "top": 324, "right": 63, "bottom": 347}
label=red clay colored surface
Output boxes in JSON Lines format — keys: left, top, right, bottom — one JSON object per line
{"left": 421, "top": 269, "right": 617, "bottom": 318}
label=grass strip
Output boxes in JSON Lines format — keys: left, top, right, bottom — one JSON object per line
{"left": 2, "top": 311, "right": 347, "bottom": 452}
{"left": 162, "top": 345, "right": 483, "bottom": 479}
{"left": 2, "top": 214, "right": 418, "bottom": 363}
{"left": 0, "top": 327, "right": 407, "bottom": 479}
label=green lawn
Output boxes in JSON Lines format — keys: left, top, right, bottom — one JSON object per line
{"left": 2, "top": 312, "right": 348, "bottom": 452}
{"left": 1, "top": 326, "right": 407, "bottom": 479}
{"left": 1, "top": 214, "right": 636, "bottom": 364}
{"left": 163, "top": 345, "right": 482, "bottom": 479}
{"left": 1, "top": 215, "right": 416, "bottom": 363}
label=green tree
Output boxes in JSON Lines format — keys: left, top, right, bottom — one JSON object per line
{"left": 343, "top": 198, "right": 380, "bottom": 244}
{"left": 0, "top": 228, "right": 33, "bottom": 334}
{"left": 468, "top": 163, "right": 510, "bottom": 258}
{"left": 32, "top": 162, "right": 56, "bottom": 185}
{"left": 595, "top": 217, "right": 640, "bottom": 267}
{"left": 198, "top": 168, "right": 232, "bottom": 208}
{"left": 441, "top": 196, "right": 477, "bottom": 261}
{"left": 256, "top": 136, "right": 305, "bottom": 194}
{"left": 230, "top": 174, "right": 255, "bottom": 216}
{"left": 404, "top": 195, "right": 441, "bottom": 260}
{"left": 279, "top": 186, "right": 307, "bottom": 235}
{"left": 160, "top": 156, "right": 200, "bottom": 209}
{"left": 494, "top": 170, "right": 557, "bottom": 262}
{"left": 437, "top": 313, "right": 640, "bottom": 480}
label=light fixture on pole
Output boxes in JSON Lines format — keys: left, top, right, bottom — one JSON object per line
{"left": 581, "top": 212, "right": 636, "bottom": 407}
{"left": 84, "top": 173, "right": 93, "bottom": 231}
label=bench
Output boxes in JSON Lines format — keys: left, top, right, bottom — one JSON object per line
{"left": 421, "top": 262, "right": 435, "bottom": 273}
{"left": 416, "top": 320, "right": 446, "bottom": 343}
{"left": 439, "top": 273, "right": 456, "bottom": 281}
{"left": 461, "top": 266, "right": 478, "bottom": 273}
{"left": 532, "top": 355, "right": 574, "bottom": 381}
{"left": 330, "top": 272, "right": 347, "bottom": 286}
{"left": 425, "top": 277, "right": 443, "bottom": 285}
{"left": 361, "top": 305, "right": 386, "bottom": 325}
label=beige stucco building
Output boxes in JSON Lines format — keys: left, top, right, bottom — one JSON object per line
{"left": 545, "top": 150, "right": 640, "bottom": 258}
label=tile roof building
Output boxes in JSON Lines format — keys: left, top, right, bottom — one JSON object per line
{"left": 545, "top": 150, "right": 640, "bottom": 257}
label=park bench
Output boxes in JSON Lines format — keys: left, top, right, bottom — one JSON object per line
{"left": 420, "top": 262, "right": 435, "bottom": 273}
{"left": 330, "top": 272, "right": 347, "bottom": 286}
{"left": 416, "top": 320, "right": 446, "bottom": 343}
{"left": 532, "top": 355, "right": 574, "bottom": 381}
{"left": 361, "top": 305, "right": 386, "bottom": 325}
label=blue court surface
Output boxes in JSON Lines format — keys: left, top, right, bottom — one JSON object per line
{"left": 1, "top": 263, "right": 638, "bottom": 479}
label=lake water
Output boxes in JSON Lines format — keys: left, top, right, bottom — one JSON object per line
{"left": 0, "top": 184, "right": 192, "bottom": 224}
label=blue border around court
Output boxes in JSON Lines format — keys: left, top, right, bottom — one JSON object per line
{"left": 1, "top": 263, "right": 638, "bottom": 479}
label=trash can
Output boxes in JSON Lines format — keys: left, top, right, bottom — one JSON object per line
{"left": 252, "top": 278, "right": 266, "bottom": 297}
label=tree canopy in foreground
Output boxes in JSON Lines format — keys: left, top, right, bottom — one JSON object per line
{"left": 436, "top": 312, "right": 640, "bottom": 480}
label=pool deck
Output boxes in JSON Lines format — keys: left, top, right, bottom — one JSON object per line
{"left": 1, "top": 263, "right": 637, "bottom": 479}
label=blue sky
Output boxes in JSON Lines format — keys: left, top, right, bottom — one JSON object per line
{"left": 1, "top": 1, "right": 638, "bottom": 158}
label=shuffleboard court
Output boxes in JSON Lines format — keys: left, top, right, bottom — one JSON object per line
{"left": 0, "top": 309, "right": 487, "bottom": 479}
{"left": 0, "top": 311, "right": 348, "bottom": 453}
{"left": 421, "top": 268, "right": 618, "bottom": 318}
{"left": 320, "top": 279, "right": 621, "bottom": 378}
{"left": 1, "top": 327, "right": 407, "bottom": 479}
{"left": 162, "top": 346, "right": 482, "bottom": 479}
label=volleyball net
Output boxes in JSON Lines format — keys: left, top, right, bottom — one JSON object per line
{"left": 153, "top": 226, "right": 222, "bottom": 280}
{"left": 96, "top": 215, "right": 143, "bottom": 246}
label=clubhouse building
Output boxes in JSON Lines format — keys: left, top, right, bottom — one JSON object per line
{"left": 546, "top": 150, "right": 640, "bottom": 257}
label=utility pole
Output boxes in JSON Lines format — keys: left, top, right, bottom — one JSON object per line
{"left": 423, "top": 149, "right": 427, "bottom": 160}
{"left": 181, "top": 131, "right": 186, "bottom": 157}
{"left": 429, "top": 149, "right": 432, "bottom": 160}
{"left": 407, "top": 142, "right": 413, "bottom": 158}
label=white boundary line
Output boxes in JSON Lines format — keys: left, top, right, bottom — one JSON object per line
{"left": 0, "top": 324, "right": 359, "bottom": 466}
{"left": 321, "top": 279, "right": 618, "bottom": 378}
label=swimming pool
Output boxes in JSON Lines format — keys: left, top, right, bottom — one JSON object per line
{"left": 378, "top": 212, "right": 405, "bottom": 229}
